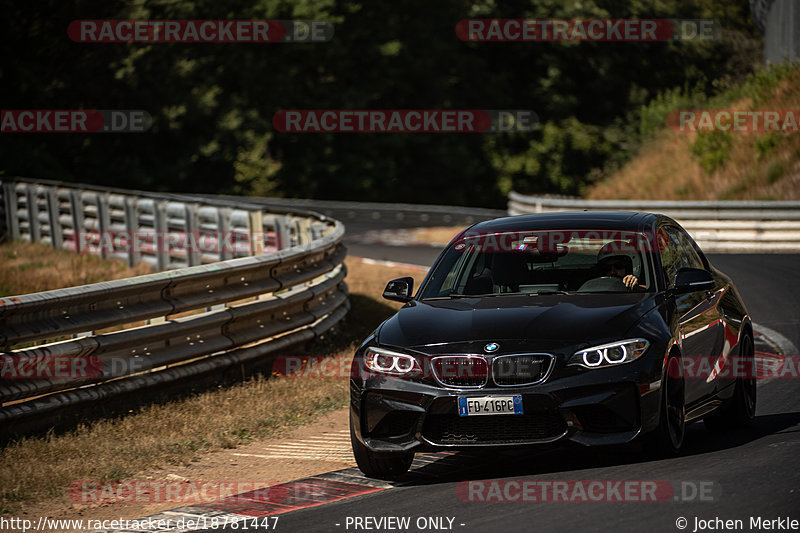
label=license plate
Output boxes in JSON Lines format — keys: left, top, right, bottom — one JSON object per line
{"left": 457, "top": 395, "right": 523, "bottom": 416}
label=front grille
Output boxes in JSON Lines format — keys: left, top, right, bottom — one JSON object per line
{"left": 432, "top": 356, "right": 488, "bottom": 388}
{"left": 492, "top": 353, "right": 553, "bottom": 386}
{"left": 423, "top": 412, "right": 566, "bottom": 444}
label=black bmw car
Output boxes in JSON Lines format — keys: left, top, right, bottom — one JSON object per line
{"left": 349, "top": 211, "right": 756, "bottom": 478}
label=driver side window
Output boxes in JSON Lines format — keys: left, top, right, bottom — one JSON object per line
{"left": 676, "top": 230, "right": 706, "bottom": 270}
{"left": 659, "top": 225, "right": 697, "bottom": 288}
{"left": 658, "top": 226, "right": 695, "bottom": 287}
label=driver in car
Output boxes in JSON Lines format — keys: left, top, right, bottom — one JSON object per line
{"left": 596, "top": 242, "right": 646, "bottom": 291}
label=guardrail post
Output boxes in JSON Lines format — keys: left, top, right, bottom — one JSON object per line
{"left": 25, "top": 184, "right": 41, "bottom": 242}
{"left": 3, "top": 182, "right": 20, "bottom": 241}
{"left": 217, "top": 207, "right": 231, "bottom": 261}
{"left": 95, "top": 192, "right": 111, "bottom": 259}
{"left": 185, "top": 203, "right": 200, "bottom": 266}
{"left": 292, "top": 218, "right": 302, "bottom": 247}
{"left": 298, "top": 217, "right": 312, "bottom": 245}
{"left": 123, "top": 196, "right": 139, "bottom": 267}
{"left": 69, "top": 190, "right": 85, "bottom": 253}
{"left": 154, "top": 200, "right": 168, "bottom": 271}
{"left": 46, "top": 187, "right": 63, "bottom": 250}
{"left": 248, "top": 210, "right": 264, "bottom": 255}
{"left": 275, "top": 215, "right": 290, "bottom": 250}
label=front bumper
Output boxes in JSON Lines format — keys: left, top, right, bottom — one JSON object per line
{"left": 350, "top": 354, "right": 663, "bottom": 453}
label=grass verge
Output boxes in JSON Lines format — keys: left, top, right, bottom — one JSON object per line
{"left": 0, "top": 241, "right": 152, "bottom": 297}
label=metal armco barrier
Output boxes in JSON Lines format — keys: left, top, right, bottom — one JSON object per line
{"left": 208, "top": 194, "right": 507, "bottom": 227}
{"left": 508, "top": 191, "right": 800, "bottom": 253}
{"left": 0, "top": 178, "right": 348, "bottom": 436}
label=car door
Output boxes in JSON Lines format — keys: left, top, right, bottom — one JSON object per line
{"left": 660, "top": 224, "right": 724, "bottom": 407}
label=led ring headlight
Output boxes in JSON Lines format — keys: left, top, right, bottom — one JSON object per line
{"left": 569, "top": 339, "right": 649, "bottom": 369}
{"left": 604, "top": 345, "right": 627, "bottom": 363}
{"left": 364, "top": 347, "right": 419, "bottom": 375}
{"left": 583, "top": 350, "right": 604, "bottom": 367}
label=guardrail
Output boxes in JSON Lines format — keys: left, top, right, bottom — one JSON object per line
{"left": 208, "top": 194, "right": 507, "bottom": 227}
{"left": 508, "top": 191, "right": 800, "bottom": 252}
{"left": 0, "top": 178, "right": 348, "bottom": 438}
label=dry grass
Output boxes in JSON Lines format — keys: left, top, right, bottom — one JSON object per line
{"left": 0, "top": 376, "right": 348, "bottom": 509}
{"left": 410, "top": 226, "right": 463, "bottom": 246}
{"left": 343, "top": 257, "right": 426, "bottom": 298}
{"left": 0, "top": 253, "right": 422, "bottom": 515}
{"left": 587, "top": 70, "right": 800, "bottom": 201}
{"left": 0, "top": 242, "right": 151, "bottom": 297}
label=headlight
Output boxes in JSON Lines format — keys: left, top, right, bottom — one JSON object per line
{"left": 568, "top": 339, "right": 650, "bottom": 369}
{"left": 364, "top": 347, "right": 420, "bottom": 376}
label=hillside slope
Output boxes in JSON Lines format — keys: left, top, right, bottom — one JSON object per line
{"left": 587, "top": 65, "right": 800, "bottom": 200}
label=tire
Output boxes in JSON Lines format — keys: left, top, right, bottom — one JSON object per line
{"left": 350, "top": 414, "right": 413, "bottom": 479}
{"left": 704, "top": 334, "right": 756, "bottom": 431}
{"left": 644, "top": 352, "right": 686, "bottom": 457}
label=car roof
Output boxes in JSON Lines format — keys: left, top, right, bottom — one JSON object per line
{"left": 469, "top": 211, "right": 658, "bottom": 233}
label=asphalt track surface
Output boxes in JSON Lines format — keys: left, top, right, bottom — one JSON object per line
{"left": 198, "top": 235, "right": 799, "bottom": 533}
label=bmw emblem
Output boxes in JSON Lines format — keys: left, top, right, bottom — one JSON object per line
{"left": 484, "top": 343, "right": 500, "bottom": 353}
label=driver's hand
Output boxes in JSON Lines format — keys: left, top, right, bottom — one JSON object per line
{"left": 622, "top": 275, "right": 639, "bottom": 289}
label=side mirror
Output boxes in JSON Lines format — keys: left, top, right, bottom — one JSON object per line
{"left": 383, "top": 277, "right": 414, "bottom": 303}
{"left": 673, "top": 267, "right": 715, "bottom": 294}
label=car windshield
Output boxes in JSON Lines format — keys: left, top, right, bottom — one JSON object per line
{"left": 419, "top": 229, "right": 655, "bottom": 298}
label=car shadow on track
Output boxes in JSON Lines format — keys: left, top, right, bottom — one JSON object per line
{"left": 394, "top": 411, "right": 800, "bottom": 486}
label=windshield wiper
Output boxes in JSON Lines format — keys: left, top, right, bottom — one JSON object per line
{"left": 423, "top": 292, "right": 529, "bottom": 300}
{"left": 423, "top": 293, "right": 477, "bottom": 300}
{"left": 535, "top": 289, "right": 571, "bottom": 295}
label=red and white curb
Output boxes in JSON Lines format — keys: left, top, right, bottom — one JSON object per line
{"left": 231, "top": 429, "right": 354, "bottom": 462}
{"left": 84, "top": 453, "right": 468, "bottom": 532}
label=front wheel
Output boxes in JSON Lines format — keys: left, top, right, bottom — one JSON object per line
{"left": 704, "top": 334, "right": 756, "bottom": 431}
{"left": 643, "top": 352, "right": 686, "bottom": 457}
{"left": 350, "top": 414, "right": 413, "bottom": 479}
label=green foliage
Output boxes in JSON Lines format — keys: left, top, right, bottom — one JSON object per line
{"left": 766, "top": 160, "right": 785, "bottom": 184}
{"left": 691, "top": 131, "right": 733, "bottom": 173}
{"left": 640, "top": 86, "right": 709, "bottom": 139}
{"left": 754, "top": 132, "right": 785, "bottom": 159}
{"left": 716, "top": 61, "right": 799, "bottom": 106}
{"left": 491, "top": 118, "right": 614, "bottom": 196}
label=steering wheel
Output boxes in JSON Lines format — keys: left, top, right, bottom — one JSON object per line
{"left": 577, "top": 276, "right": 629, "bottom": 293}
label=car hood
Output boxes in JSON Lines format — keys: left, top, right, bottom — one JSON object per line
{"left": 377, "top": 293, "right": 656, "bottom": 350}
